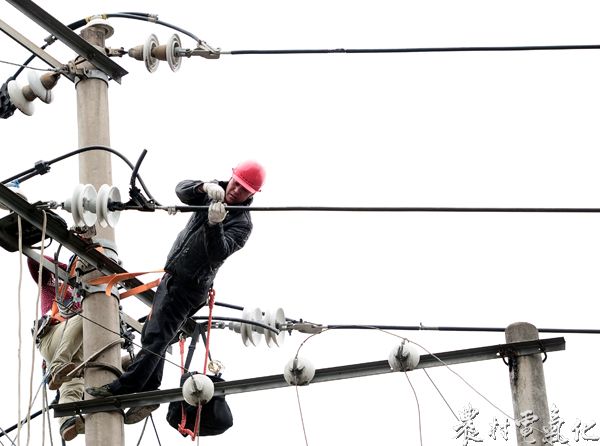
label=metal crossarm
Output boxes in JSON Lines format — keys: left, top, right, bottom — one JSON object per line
{"left": 51, "top": 337, "right": 565, "bottom": 417}
{"left": 5, "top": 0, "right": 128, "bottom": 83}
{"left": 0, "top": 18, "right": 76, "bottom": 82}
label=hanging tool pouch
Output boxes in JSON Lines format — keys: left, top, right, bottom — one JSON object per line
{"left": 166, "top": 324, "right": 233, "bottom": 436}
{"left": 166, "top": 372, "right": 233, "bottom": 436}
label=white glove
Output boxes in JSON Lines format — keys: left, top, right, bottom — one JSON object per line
{"left": 203, "top": 182, "right": 225, "bottom": 202}
{"left": 208, "top": 202, "right": 227, "bottom": 225}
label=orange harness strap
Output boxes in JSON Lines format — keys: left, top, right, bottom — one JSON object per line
{"left": 87, "top": 270, "right": 164, "bottom": 299}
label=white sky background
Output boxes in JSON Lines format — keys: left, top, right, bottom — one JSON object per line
{"left": 1, "top": 1, "right": 600, "bottom": 445}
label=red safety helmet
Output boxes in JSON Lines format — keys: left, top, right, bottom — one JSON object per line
{"left": 231, "top": 160, "right": 266, "bottom": 194}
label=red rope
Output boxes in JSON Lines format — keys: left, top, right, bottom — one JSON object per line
{"left": 177, "top": 336, "right": 195, "bottom": 438}
{"left": 192, "top": 288, "right": 216, "bottom": 439}
{"left": 177, "top": 288, "right": 217, "bottom": 441}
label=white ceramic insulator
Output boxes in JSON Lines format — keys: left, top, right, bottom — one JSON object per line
{"left": 264, "top": 308, "right": 286, "bottom": 347}
{"left": 97, "top": 184, "right": 121, "bottom": 228}
{"left": 79, "top": 184, "right": 98, "bottom": 227}
{"left": 144, "top": 34, "right": 160, "bottom": 73}
{"left": 166, "top": 34, "right": 182, "bottom": 72}
{"left": 388, "top": 342, "right": 420, "bottom": 372}
{"left": 241, "top": 307, "right": 262, "bottom": 346}
{"left": 182, "top": 374, "right": 214, "bottom": 406}
{"left": 284, "top": 356, "right": 315, "bottom": 386}
{"left": 7, "top": 80, "right": 34, "bottom": 116}
{"left": 27, "top": 71, "right": 53, "bottom": 104}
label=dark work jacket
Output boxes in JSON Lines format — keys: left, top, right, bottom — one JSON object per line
{"left": 164, "top": 179, "right": 253, "bottom": 295}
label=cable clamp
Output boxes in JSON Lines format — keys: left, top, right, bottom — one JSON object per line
{"left": 281, "top": 321, "right": 325, "bottom": 334}
{"left": 34, "top": 160, "right": 51, "bottom": 176}
{"left": 181, "top": 40, "right": 221, "bottom": 59}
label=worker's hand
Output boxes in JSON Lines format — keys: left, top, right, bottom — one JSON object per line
{"left": 203, "top": 182, "right": 225, "bottom": 202}
{"left": 208, "top": 202, "right": 227, "bottom": 225}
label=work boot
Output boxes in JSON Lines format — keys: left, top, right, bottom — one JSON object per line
{"left": 49, "top": 362, "right": 77, "bottom": 391}
{"left": 124, "top": 404, "right": 160, "bottom": 424}
{"left": 60, "top": 415, "right": 85, "bottom": 441}
{"left": 85, "top": 384, "right": 114, "bottom": 398}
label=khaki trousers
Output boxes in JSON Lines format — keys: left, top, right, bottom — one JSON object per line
{"left": 38, "top": 316, "right": 84, "bottom": 426}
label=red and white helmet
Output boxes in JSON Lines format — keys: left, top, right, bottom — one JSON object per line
{"left": 232, "top": 160, "right": 266, "bottom": 194}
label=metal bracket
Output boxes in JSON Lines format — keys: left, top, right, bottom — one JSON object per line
{"left": 74, "top": 68, "right": 110, "bottom": 86}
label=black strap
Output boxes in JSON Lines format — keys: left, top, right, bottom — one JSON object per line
{"left": 199, "top": 323, "right": 213, "bottom": 364}
{"left": 184, "top": 323, "right": 202, "bottom": 371}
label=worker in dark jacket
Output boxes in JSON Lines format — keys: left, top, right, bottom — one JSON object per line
{"left": 86, "top": 160, "right": 266, "bottom": 424}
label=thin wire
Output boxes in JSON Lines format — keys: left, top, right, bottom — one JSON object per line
{"left": 0, "top": 60, "right": 54, "bottom": 71}
{"left": 16, "top": 216, "right": 23, "bottom": 446}
{"left": 40, "top": 386, "right": 47, "bottom": 446}
{"left": 290, "top": 331, "right": 328, "bottom": 446}
{"left": 26, "top": 211, "right": 46, "bottom": 446}
{"left": 148, "top": 414, "right": 162, "bottom": 446}
{"left": 388, "top": 332, "right": 516, "bottom": 421}
{"left": 422, "top": 369, "right": 460, "bottom": 422}
{"left": 297, "top": 326, "right": 517, "bottom": 435}
{"left": 135, "top": 417, "right": 148, "bottom": 446}
{"left": 378, "top": 328, "right": 570, "bottom": 442}
{"left": 295, "top": 386, "right": 309, "bottom": 446}
{"left": 401, "top": 371, "right": 423, "bottom": 446}
{"left": 225, "top": 43, "right": 600, "bottom": 56}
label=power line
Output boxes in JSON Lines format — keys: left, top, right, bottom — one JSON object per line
{"left": 119, "top": 204, "right": 600, "bottom": 214}
{"left": 224, "top": 43, "right": 600, "bottom": 56}
{"left": 324, "top": 324, "right": 600, "bottom": 335}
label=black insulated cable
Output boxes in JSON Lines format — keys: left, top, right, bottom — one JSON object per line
{"left": 226, "top": 44, "right": 600, "bottom": 56}
{"left": 325, "top": 324, "right": 600, "bottom": 334}
{"left": 2, "top": 145, "right": 161, "bottom": 206}
{"left": 113, "top": 204, "right": 600, "bottom": 214}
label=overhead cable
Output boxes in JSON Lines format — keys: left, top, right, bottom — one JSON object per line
{"left": 225, "top": 43, "right": 600, "bottom": 56}
{"left": 118, "top": 203, "right": 600, "bottom": 214}
{"left": 325, "top": 324, "right": 600, "bottom": 335}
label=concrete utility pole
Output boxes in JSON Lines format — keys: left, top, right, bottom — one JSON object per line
{"left": 77, "top": 23, "right": 124, "bottom": 446}
{"left": 505, "top": 322, "right": 551, "bottom": 446}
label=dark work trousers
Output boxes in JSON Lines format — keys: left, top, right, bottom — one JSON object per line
{"left": 109, "top": 273, "right": 207, "bottom": 395}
